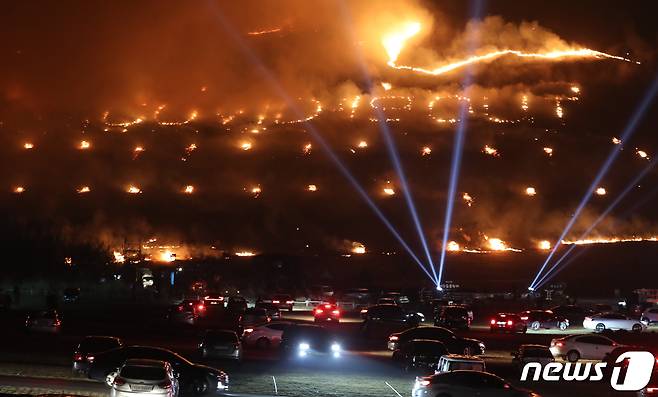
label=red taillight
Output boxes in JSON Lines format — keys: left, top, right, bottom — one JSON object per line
{"left": 490, "top": 319, "right": 496, "bottom": 325}
{"left": 332, "top": 309, "right": 340, "bottom": 315}
{"left": 54, "top": 320, "right": 61, "bottom": 326}
{"left": 73, "top": 352, "right": 83, "bottom": 361}
{"left": 86, "top": 355, "right": 95, "bottom": 362}
{"left": 273, "top": 300, "right": 280, "bottom": 304}
{"left": 177, "top": 305, "right": 183, "bottom": 312}
{"left": 507, "top": 320, "right": 513, "bottom": 326}
{"left": 315, "top": 308, "right": 324, "bottom": 315}
{"left": 114, "top": 377, "right": 126, "bottom": 386}
{"left": 197, "top": 304, "right": 205, "bottom": 311}
{"left": 389, "top": 335, "right": 399, "bottom": 341}
{"left": 520, "top": 316, "right": 528, "bottom": 321}
{"left": 647, "top": 387, "right": 658, "bottom": 393}
{"left": 158, "top": 380, "right": 172, "bottom": 389}
{"left": 555, "top": 342, "right": 564, "bottom": 347}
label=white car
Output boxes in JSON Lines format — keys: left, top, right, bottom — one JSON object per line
{"left": 110, "top": 359, "right": 178, "bottom": 397}
{"left": 641, "top": 307, "right": 658, "bottom": 325}
{"left": 242, "top": 322, "right": 293, "bottom": 348}
{"left": 583, "top": 312, "right": 645, "bottom": 332}
{"left": 549, "top": 334, "right": 620, "bottom": 362}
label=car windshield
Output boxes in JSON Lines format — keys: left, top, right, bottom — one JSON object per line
{"left": 523, "top": 348, "right": 553, "bottom": 358}
{"left": 206, "top": 331, "right": 237, "bottom": 342}
{"left": 120, "top": 365, "right": 166, "bottom": 380}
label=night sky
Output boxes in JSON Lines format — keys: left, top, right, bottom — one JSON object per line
{"left": 1, "top": 0, "right": 657, "bottom": 259}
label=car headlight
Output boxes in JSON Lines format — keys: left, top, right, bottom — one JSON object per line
{"left": 331, "top": 343, "right": 341, "bottom": 352}
{"left": 299, "top": 343, "right": 310, "bottom": 351}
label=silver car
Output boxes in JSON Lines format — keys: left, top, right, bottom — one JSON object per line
{"left": 110, "top": 359, "right": 178, "bottom": 397}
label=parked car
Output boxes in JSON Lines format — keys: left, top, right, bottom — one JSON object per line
{"left": 313, "top": 303, "right": 341, "bottom": 323}
{"left": 198, "top": 330, "right": 242, "bottom": 361}
{"left": 381, "top": 292, "right": 410, "bottom": 304}
{"left": 489, "top": 313, "right": 527, "bottom": 333}
{"left": 377, "top": 297, "right": 397, "bottom": 305}
{"left": 583, "top": 312, "right": 645, "bottom": 332}
{"left": 412, "top": 370, "right": 538, "bottom": 397}
{"left": 73, "top": 336, "right": 123, "bottom": 374}
{"left": 511, "top": 344, "right": 554, "bottom": 372}
{"left": 388, "top": 326, "right": 485, "bottom": 356}
{"left": 258, "top": 294, "right": 294, "bottom": 312}
{"left": 362, "top": 304, "right": 422, "bottom": 330}
{"left": 63, "top": 287, "right": 81, "bottom": 303}
{"left": 392, "top": 339, "right": 448, "bottom": 372}
{"left": 242, "top": 322, "right": 293, "bottom": 348}
{"left": 280, "top": 324, "right": 342, "bottom": 359}
{"left": 641, "top": 307, "right": 658, "bottom": 325}
{"left": 203, "top": 294, "right": 225, "bottom": 308}
{"left": 88, "top": 346, "right": 228, "bottom": 395}
{"left": 25, "top": 310, "right": 61, "bottom": 333}
{"left": 435, "top": 354, "right": 486, "bottom": 374}
{"left": 242, "top": 307, "right": 271, "bottom": 328}
{"left": 434, "top": 305, "right": 471, "bottom": 330}
{"left": 549, "top": 334, "right": 620, "bottom": 362}
{"left": 166, "top": 304, "right": 197, "bottom": 325}
{"left": 254, "top": 302, "right": 281, "bottom": 320}
{"left": 519, "top": 310, "right": 569, "bottom": 331}
{"left": 550, "top": 305, "right": 591, "bottom": 324}
{"left": 109, "top": 359, "right": 178, "bottom": 397}
{"left": 226, "top": 296, "right": 247, "bottom": 313}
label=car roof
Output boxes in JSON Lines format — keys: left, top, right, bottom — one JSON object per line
{"left": 124, "top": 359, "right": 167, "bottom": 367}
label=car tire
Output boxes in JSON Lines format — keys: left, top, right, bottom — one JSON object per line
{"left": 521, "top": 327, "right": 527, "bottom": 334}
{"left": 558, "top": 322, "right": 568, "bottom": 331}
{"left": 567, "top": 350, "right": 580, "bottom": 363}
{"left": 531, "top": 321, "right": 541, "bottom": 331}
{"left": 256, "top": 337, "right": 271, "bottom": 349}
{"left": 595, "top": 323, "right": 605, "bottom": 332}
{"left": 632, "top": 324, "right": 643, "bottom": 333}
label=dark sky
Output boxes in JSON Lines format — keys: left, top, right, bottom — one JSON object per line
{"left": 1, "top": 0, "right": 657, "bottom": 257}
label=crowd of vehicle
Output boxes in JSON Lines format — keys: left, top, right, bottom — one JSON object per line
{"left": 13, "top": 287, "right": 658, "bottom": 397}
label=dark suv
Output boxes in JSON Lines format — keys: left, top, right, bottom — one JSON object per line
{"left": 434, "top": 306, "right": 471, "bottom": 330}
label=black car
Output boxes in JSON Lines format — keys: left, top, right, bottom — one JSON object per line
{"left": 490, "top": 313, "right": 527, "bottom": 333}
{"left": 387, "top": 326, "right": 484, "bottom": 356}
{"left": 88, "top": 346, "right": 228, "bottom": 395}
{"left": 198, "top": 330, "right": 242, "bottom": 361}
{"left": 550, "top": 305, "right": 591, "bottom": 324}
{"left": 63, "top": 287, "right": 80, "bottom": 303}
{"left": 362, "top": 304, "right": 423, "bottom": 328}
{"left": 434, "top": 306, "right": 471, "bottom": 330}
{"left": 258, "top": 294, "right": 295, "bottom": 312}
{"left": 226, "top": 296, "right": 247, "bottom": 313}
{"left": 72, "top": 336, "right": 123, "bottom": 374}
{"left": 392, "top": 339, "right": 449, "bottom": 372}
{"left": 280, "top": 324, "right": 342, "bottom": 359}
{"left": 255, "top": 302, "right": 281, "bottom": 320}
{"left": 519, "top": 310, "right": 569, "bottom": 331}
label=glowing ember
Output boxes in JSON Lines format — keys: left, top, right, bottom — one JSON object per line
{"left": 612, "top": 137, "right": 622, "bottom": 145}
{"left": 76, "top": 186, "right": 91, "bottom": 194}
{"left": 235, "top": 251, "right": 256, "bottom": 257}
{"left": 637, "top": 149, "right": 649, "bottom": 159}
{"left": 562, "top": 236, "right": 658, "bottom": 246}
{"left": 483, "top": 145, "right": 500, "bottom": 157}
{"left": 383, "top": 186, "right": 396, "bottom": 196}
{"left": 525, "top": 187, "right": 537, "bottom": 196}
{"left": 446, "top": 241, "right": 461, "bottom": 252}
{"left": 307, "top": 184, "right": 317, "bottom": 192}
{"left": 127, "top": 185, "right": 142, "bottom": 194}
{"left": 555, "top": 101, "right": 564, "bottom": 118}
{"left": 240, "top": 141, "right": 252, "bottom": 151}
{"left": 113, "top": 251, "right": 125, "bottom": 263}
{"left": 521, "top": 95, "right": 529, "bottom": 111}
{"left": 538, "top": 240, "right": 551, "bottom": 250}
{"left": 247, "top": 27, "right": 282, "bottom": 36}
{"left": 421, "top": 146, "right": 432, "bottom": 156}
{"left": 79, "top": 140, "right": 91, "bottom": 150}
{"left": 13, "top": 186, "right": 25, "bottom": 194}
{"left": 303, "top": 143, "right": 312, "bottom": 154}
{"left": 134, "top": 146, "right": 144, "bottom": 153}
{"left": 351, "top": 242, "right": 366, "bottom": 254}
{"left": 247, "top": 185, "right": 262, "bottom": 198}
{"left": 570, "top": 86, "right": 581, "bottom": 93}
{"left": 23, "top": 142, "right": 34, "bottom": 149}
{"left": 462, "top": 192, "right": 474, "bottom": 207}
{"left": 543, "top": 147, "right": 553, "bottom": 156}
{"left": 595, "top": 187, "right": 607, "bottom": 196}
{"left": 381, "top": 82, "right": 392, "bottom": 91}
{"left": 357, "top": 140, "right": 368, "bottom": 148}
{"left": 183, "top": 185, "right": 194, "bottom": 194}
